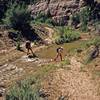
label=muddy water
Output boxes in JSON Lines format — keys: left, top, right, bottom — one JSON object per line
{"left": 36, "top": 40, "right": 87, "bottom": 59}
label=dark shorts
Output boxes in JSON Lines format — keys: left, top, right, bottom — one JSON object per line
{"left": 26, "top": 45, "right": 31, "bottom": 49}
{"left": 26, "top": 43, "right": 31, "bottom": 49}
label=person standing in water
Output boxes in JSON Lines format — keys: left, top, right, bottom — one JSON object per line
{"left": 54, "top": 47, "right": 64, "bottom": 61}
{"left": 25, "top": 40, "right": 34, "bottom": 55}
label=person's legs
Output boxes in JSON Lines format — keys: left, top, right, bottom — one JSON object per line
{"left": 29, "top": 48, "right": 37, "bottom": 57}
{"left": 59, "top": 53, "right": 63, "bottom": 61}
{"left": 30, "top": 48, "right": 34, "bottom": 55}
{"left": 54, "top": 47, "right": 63, "bottom": 62}
{"left": 27, "top": 48, "right": 30, "bottom": 55}
{"left": 54, "top": 53, "right": 59, "bottom": 61}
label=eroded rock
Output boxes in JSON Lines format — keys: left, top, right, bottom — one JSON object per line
{"left": 29, "top": 0, "right": 83, "bottom": 25}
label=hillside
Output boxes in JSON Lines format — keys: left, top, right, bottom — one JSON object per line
{"left": 30, "top": 0, "right": 100, "bottom": 30}
{"left": 0, "top": 0, "right": 100, "bottom": 100}
{"left": 0, "top": 25, "right": 100, "bottom": 100}
{"left": 30, "top": 0, "right": 82, "bottom": 26}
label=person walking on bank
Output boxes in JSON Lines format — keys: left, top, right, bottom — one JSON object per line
{"left": 25, "top": 40, "right": 34, "bottom": 56}
{"left": 54, "top": 47, "right": 64, "bottom": 61}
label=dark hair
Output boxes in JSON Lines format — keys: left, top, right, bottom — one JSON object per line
{"left": 56, "top": 47, "right": 63, "bottom": 53}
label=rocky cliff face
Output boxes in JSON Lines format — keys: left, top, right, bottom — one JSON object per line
{"left": 29, "top": 0, "right": 86, "bottom": 25}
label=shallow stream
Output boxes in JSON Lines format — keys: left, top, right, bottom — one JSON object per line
{"left": 36, "top": 40, "right": 87, "bottom": 59}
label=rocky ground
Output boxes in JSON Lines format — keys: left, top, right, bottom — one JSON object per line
{"left": 0, "top": 42, "right": 100, "bottom": 100}
{"left": 0, "top": 45, "right": 48, "bottom": 98}
{"left": 30, "top": 0, "right": 82, "bottom": 25}
{"left": 41, "top": 56, "right": 100, "bottom": 100}
{"left": 0, "top": 26, "right": 100, "bottom": 100}
{"left": 30, "top": 0, "right": 100, "bottom": 27}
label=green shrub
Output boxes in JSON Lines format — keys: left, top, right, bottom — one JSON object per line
{"left": 71, "top": 13, "right": 80, "bottom": 26}
{"left": 45, "top": 18, "right": 53, "bottom": 25}
{"left": 60, "top": 58, "right": 70, "bottom": 66}
{"left": 35, "top": 12, "right": 47, "bottom": 23}
{"left": 15, "top": 31, "right": 22, "bottom": 50}
{"left": 34, "top": 12, "right": 53, "bottom": 25}
{"left": 3, "top": 2, "right": 31, "bottom": 31}
{"left": 55, "top": 27, "right": 80, "bottom": 44}
{"left": 80, "top": 7, "right": 91, "bottom": 32}
{"left": 16, "top": 41, "right": 21, "bottom": 50}
{"left": 6, "top": 80, "right": 40, "bottom": 100}
{"left": 86, "top": 37, "right": 100, "bottom": 47}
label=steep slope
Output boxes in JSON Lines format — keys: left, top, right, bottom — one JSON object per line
{"left": 30, "top": 0, "right": 82, "bottom": 25}
{"left": 29, "top": 0, "right": 100, "bottom": 31}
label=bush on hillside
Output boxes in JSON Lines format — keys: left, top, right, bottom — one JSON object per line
{"left": 55, "top": 27, "right": 80, "bottom": 44}
{"left": 80, "top": 7, "right": 91, "bottom": 32}
{"left": 35, "top": 12, "right": 47, "bottom": 23}
{"left": 86, "top": 37, "right": 100, "bottom": 47}
{"left": 34, "top": 12, "right": 53, "bottom": 25}
{"left": 16, "top": 32, "right": 22, "bottom": 50}
{"left": 6, "top": 80, "right": 40, "bottom": 100}
{"left": 0, "top": 0, "right": 40, "bottom": 22}
{"left": 3, "top": 2, "right": 43, "bottom": 41}
{"left": 3, "top": 2, "right": 31, "bottom": 31}
{"left": 71, "top": 13, "right": 80, "bottom": 28}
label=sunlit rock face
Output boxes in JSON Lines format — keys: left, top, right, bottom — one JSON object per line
{"left": 29, "top": 0, "right": 86, "bottom": 25}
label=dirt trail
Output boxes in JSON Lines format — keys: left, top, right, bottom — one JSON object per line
{"left": 42, "top": 57, "right": 100, "bottom": 100}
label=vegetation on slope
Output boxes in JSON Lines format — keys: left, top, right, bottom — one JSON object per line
{"left": 55, "top": 27, "right": 80, "bottom": 44}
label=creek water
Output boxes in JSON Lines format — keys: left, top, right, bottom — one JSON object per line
{"left": 36, "top": 40, "right": 87, "bottom": 59}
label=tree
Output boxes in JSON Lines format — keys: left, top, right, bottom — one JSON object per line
{"left": 0, "top": 0, "right": 39, "bottom": 22}
{"left": 3, "top": 2, "right": 31, "bottom": 31}
{"left": 3, "top": 2, "right": 42, "bottom": 41}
